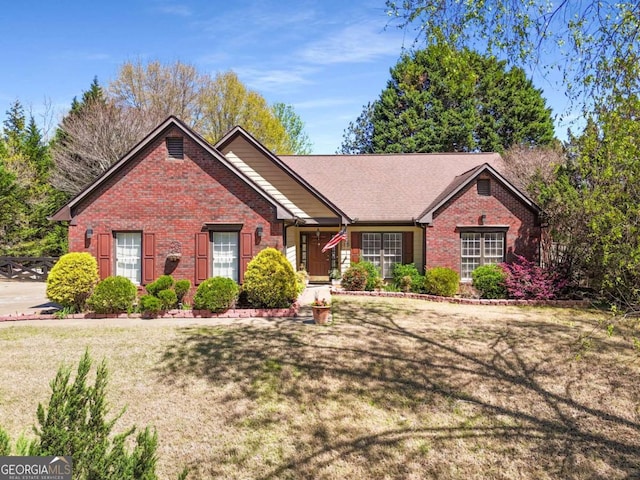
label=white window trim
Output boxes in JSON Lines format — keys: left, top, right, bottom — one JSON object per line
{"left": 460, "top": 230, "right": 506, "bottom": 281}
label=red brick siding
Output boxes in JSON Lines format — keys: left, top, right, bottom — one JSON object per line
{"left": 68, "top": 126, "right": 282, "bottom": 285}
{"left": 425, "top": 174, "right": 540, "bottom": 276}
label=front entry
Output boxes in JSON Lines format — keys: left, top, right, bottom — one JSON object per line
{"left": 308, "top": 232, "right": 333, "bottom": 280}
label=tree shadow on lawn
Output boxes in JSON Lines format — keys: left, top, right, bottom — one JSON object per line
{"left": 156, "top": 300, "right": 640, "bottom": 479}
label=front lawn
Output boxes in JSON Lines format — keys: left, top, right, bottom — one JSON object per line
{"left": 0, "top": 297, "right": 638, "bottom": 479}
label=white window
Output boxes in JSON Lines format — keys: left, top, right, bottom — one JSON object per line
{"left": 362, "top": 232, "right": 402, "bottom": 278}
{"left": 212, "top": 232, "right": 239, "bottom": 282}
{"left": 115, "top": 232, "right": 142, "bottom": 285}
{"left": 461, "top": 231, "right": 505, "bottom": 281}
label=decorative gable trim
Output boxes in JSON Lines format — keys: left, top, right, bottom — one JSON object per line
{"left": 215, "top": 126, "right": 351, "bottom": 224}
{"left": 417, "top": 163, "right": 541, "bottom": 224}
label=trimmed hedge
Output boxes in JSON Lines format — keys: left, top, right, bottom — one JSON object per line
{"left": 472, "top": 264, "right": 507, "bottom": 299}
{"left": 243, "top": 248, "right": 297, "bottom": 308}
{"left": 193, "top": 277, "right": 239, "bottom": 313}
{"left": 424, "top": 267, "right": 459, "bottom": 297}
{"left": 87, "top": 276, "right": 137, "bottom": 314}
{"left": 46, "top": 252, "right": 99, "bottom": 311}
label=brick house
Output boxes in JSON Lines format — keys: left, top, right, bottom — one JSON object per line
{"left": 51, "top": 116, "right": 541, "bottom": 286}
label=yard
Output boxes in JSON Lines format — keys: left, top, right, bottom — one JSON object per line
{"left": 0, "top": 296, "right": 638, "bottom": 479}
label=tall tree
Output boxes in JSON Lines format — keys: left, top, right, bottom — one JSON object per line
{"left": 199, "top": 71, "right": 290, "bottom": 152}
{"left": 51, "top": 99, "right": 156, "bottom": 196}
{"left": 109, "top": 60, "right": 203, "bottom": 127}
{"left": 0, "top": 101, "right": 66, "bottom": 256}
{"left": 109, "top": 61, "right": 302, "bottom": 153}
{"left": 272, "top": 103, "right": 313, "bottom": 154}
{"left": 385, "top": 1, "right": 640, "bottom": 106}
{"left": 341, "top": 44, "right": 555, "bottom": 153}
{"left": 339, "top": 102, "right": 375, "bottom": 154}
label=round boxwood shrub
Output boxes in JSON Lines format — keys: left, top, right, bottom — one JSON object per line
{"left": 243, "top": 248, "right": 297, "bottom": 308}
{"left": 145, "top": 275, "right": 174, "bottom": 297}
{"left": 341, "top": 265, "right": 368, "bottom": 291}
{"left": 174, "top": 279, "right": 191, "bottom": 304}
{"left": 472, "top": 264, "right": 508, "bottom": 299}
{"left": 46, "top": 252, "right": 99, "bottom": 311}
{"left": 157, "top": 289, "right": 178, "bottom": 310}
{"left": 87, "top": 276, "right": 137, "bottom": 314}
{"left": 193, "top": 277, "right": 240, "bottom": 312}
{"left": 139, "top": 294, "right": 163, "bottom": 315}
{"left": 424, "top": 267, "right": 460, "bottom": 297}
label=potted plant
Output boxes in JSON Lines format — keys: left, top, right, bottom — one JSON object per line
{"left": 311, "top": 297, "right": 331, "bottom": 325}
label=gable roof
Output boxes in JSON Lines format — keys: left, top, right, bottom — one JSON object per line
{"left": 51, "top": 117, "right": 302, "bottom": 222}
{"left": 417, "top": 163, "right": 541, "bottom": 223}
{"left": 280, "top": 153, "right": 525, "bottom": 223}
{"left": 215, "top": 127, "right": 349, "bottom": 223}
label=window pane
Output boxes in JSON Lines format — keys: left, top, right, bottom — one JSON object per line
{"left": 483, "top": 232, "right": 504, "bottom": 263}
{"left": 383, "top": 233, "right": 402, "bottom": 278}
{"left": 213, "top": 232, "right": 239, "bottom": 282}
{"left": 362, "top": 233, "right": 381, "bottom": 268}
{"left": 116, "top": 232, "right": 141, "bottom": 285}
{"left": 461, "top": 257, "right": 480, "bottom": 281}
{"left": 461, "top": 233, "right": 481, "bottom": 257}
{"left": 461, "top": 233, "right": 481, "bottom": 281}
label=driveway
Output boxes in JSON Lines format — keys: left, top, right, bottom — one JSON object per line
{"left": 0, "top": 279, "right": 56, "bottom": 315}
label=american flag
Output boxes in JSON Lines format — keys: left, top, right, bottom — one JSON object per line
{"left": 321, "top": 228, "right": 347, "bottom": 253}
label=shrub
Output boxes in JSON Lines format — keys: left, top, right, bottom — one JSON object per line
{"left": 193, "top": 277, "right": 240, "bottom": 312}
{"left": 174, "top": 279, "right": 191, "bottom": 303}
{"left": 341, "top": 265, "right": 368, "bottom": 291}
{"left": 471, "top": 264, "right": 508, "bottom": 299}
{"left": 46, "top": 252, "right": 99, "bottom": 311}
{"left": 145, "top": 275, "right": 174, "bottom": 297}
{"left": 157, "top": 289, "right": 178, "bottom": 310}
{"left": 0, "top": 350, "right": 161, "bottom": 478}
{"left": 392, "top": 263, "right": 424, "bottom": 292}
{"left": 87, "top": 276, "right": 137, "bottom": 314}
{"left": 139, "top": 294, "right": 163, "bottom": 315}
{"left": 295, "top": 270, "right": 308, "bottom": 296}
{"left": 503, "top": 255, "right": 567, "bottom": 300}
{"left": 424, "top": 267, "right": 459, "bottom": 297}
{"left": 359, "top": 261, "right": 383, "bottom": 291}
{"left": 243, "top": 248, "right": 297, "bottom": 308}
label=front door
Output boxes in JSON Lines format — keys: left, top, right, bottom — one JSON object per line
{"left": 308, "top": 232, "right": 332, "bottom": 279}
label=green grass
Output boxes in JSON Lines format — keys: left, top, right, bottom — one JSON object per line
{"left": 0, "top": 296, "right": 638, "bottom": 479}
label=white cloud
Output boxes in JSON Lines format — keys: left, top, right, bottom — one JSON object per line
{"left": 234, "top": 66, "right": 315, "bottom": 92}
{"left": 156, "top": 3, "right": 192, "bottom": 17}
{"left": 298, "top": 22, "right": 403, "bottom": 65}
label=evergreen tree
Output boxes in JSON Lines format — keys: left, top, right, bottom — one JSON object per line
{"left": 0, "top": 101, "right": 66, "bottom": 256}
{"left": 341, "top": 44, "right": 555, "bottom": 153}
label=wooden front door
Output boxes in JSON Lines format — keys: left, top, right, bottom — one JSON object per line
{"left": 308, "top": 232, "right": 332, "bottom": 277}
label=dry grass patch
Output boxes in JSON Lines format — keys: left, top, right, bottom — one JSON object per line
{"left": 0, "top": 297, "right": 639, "bottom": 479}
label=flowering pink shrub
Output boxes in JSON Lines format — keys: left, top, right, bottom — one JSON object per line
{"left": 502, "top": 255, "right": 567, "bottom": 300}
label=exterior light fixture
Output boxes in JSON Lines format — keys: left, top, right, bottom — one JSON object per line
{"left": 480, "top": 214, "right": 486, "bottom": 225}
{"left": 86, "top": 226, "right": 94, "bottom": 239}
{"left": 256, "top": 225, "right": 264, "bottom": 237}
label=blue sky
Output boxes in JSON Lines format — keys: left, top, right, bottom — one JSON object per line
{"left": 0, "top": 0, "right": 572, "bottom": 153}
